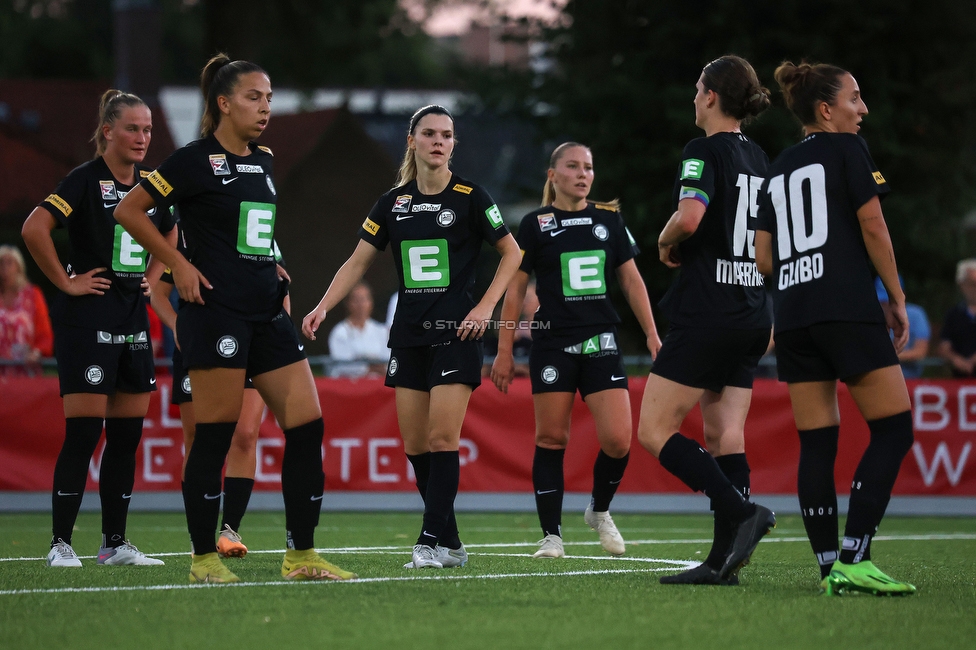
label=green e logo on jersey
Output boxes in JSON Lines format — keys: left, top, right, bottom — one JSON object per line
{"left": 237, "top": 202, "right": 276, "bottom": 255}
{"left": 561, "top": 250, "right": 606, "bottom": 296}
{"left": 112, "top": 224, "right": 147, "bottom": 272}
{"left": 681, "top": 158, "right": 704, "bottom": 180}
{"left": 485, "top": 204, "right": 503, "bottom": 228}
{"left": 402, "top": 239, "right": 450, "bottom": 288}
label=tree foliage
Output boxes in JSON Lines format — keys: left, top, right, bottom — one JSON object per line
{"left": 482, "top": 0, "right": 976, "bottom": 323}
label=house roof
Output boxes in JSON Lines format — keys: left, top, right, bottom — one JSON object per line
{"left": 0, "top": 127, "right": 71, "bottom": 216}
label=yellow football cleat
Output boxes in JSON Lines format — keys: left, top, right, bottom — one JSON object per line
{"left": 281, "top": 549, "right": 357, "bottom": 581}
{"left": 189, "top": 552, "right": 240, "bottom": 584}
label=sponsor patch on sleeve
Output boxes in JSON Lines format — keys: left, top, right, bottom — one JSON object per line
{"left": 363, "top": 218, "right": 380, "bottom": 236}
{"left": 452, "top": 183, "right": 473, "bottom": 194}
{"left": 45, "top": 193, "right": 72, "bottom": 217}
{"left": 873, "top": 171, "right": 886, "bottom": 185}
{"left": 258, "top": 145, "right": 274, "bottom": 156}
{"left": 680, "top": 158, "right": 704, "bottom": 180}
{"left": 486, "top": 204, "right": 503, "bottom": 228}
{"left": 146, "top": 170, "right": 173, "bottom": 197}
{"left": 591, "top": 202, "right": 617, "bottom": 211}
{"left": 139, "top": 169, "right": 152, "bottom": 178}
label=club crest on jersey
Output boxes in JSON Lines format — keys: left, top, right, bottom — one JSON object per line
{"left": 392, "top": 195, "right": 412, "bottom": 213}
{"left": 437, "top": 209, "right": 456, "bottom": 227}
{"left": 538, "top": 213, "right": 556, "bottom": 232}
{"left": 209, "top": 154, "right": 231, "bottom": 176}
{"left": 182, "top": 376, "right": 192, "bottom": 395}
{"left": 592, "top": 224, "right": 609, "bottom": 241}
{"left": 266, "top": 174, "right": 276, "bottom": 196}
{"left": 541, "top": 365, "right": 558, "bottom": 384}
{"left": 85, "top": 365, "right": 104, "bottom": 385}
{"left": 388, "top": 357, "right": 399, "bottom": 375}
{"left": 99, "top": 181, "right": 118, "bottom": 201}
{"left": 216, "top": 336, "right": 238, "bottom": 358}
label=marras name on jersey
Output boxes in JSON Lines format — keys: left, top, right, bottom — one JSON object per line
{"left": 715, "top": 260, "right": 764, "bottom": 287}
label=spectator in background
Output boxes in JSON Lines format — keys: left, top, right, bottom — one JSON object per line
{"left": 482, "top": 279, "right": 538, "bottom": 378}
{"left": 938, "top": 259, "right": 976, "bottom": 377}
{"left": 0, "top": 244, "right": 54, "bottom": 375}
{"left": 875, "top": 275, "right": 930, "bottom": 378}
{"left": 327, "top": 281, "right": 390, "bottom": 378}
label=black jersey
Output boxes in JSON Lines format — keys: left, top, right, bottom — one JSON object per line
{"left": 517, "top": 202, "right": 638, "bottom": 350}
{"left": 139, "top": 135, "right": 282, "bottom": 322}
{"left": 40, "top": 157, "right": 176, "bottom": 329}
{"left": 359, "top": 174, "right": 510, "bottom": 347}
{"left": 659, "top": 132, "right": 771, "bottom": 330}
{"left": 755, "top": 133, "right": 889, "bottom": 333}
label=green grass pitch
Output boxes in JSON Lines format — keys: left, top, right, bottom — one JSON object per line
{"left": 1, "top": 511, "right": 974, "bottom": 649}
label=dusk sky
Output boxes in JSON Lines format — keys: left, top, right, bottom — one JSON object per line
{"left": 401, "top": 0, "right": 566, "bottom": 36}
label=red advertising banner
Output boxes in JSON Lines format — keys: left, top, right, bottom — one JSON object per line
{"left": 0, "top": 377, "right": 972, "bottom": 495}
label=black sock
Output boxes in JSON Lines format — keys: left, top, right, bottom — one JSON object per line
{"left": 841, "top": 411, "right": 914, "bottom": 564}
{"left": 182, "top": 421, "right": 235, "bottom": 555}
{"left": 52, "top": 417, "right": 103, "bottom": 545}
{"left": 797, "top": 426, "right": 840, "bottom": 578}
{"left": 417, "top": 451, "right": 459, "bottom": 547}
{"left": 221, "top": 477, "right": 254, "bottom": 533}
{"left": 591, "top": 450, "right": 628, "bottom": 512}
{"left": 704, "top": 453, "right": 751, "bottom": 570}
{"left": 658, "top": 433, "right": 751, "bottom": 521}
{"left": 99, "top": 417, "right": 143, "bottom": 548}
{"left": 282, "top": 418, "right": 324, "bottom": 551}
{"left": 533, "top": 446, "right": 565, "bottom": 537}
{"left": 408, "top": 452, "right": 461, "bottom": 549}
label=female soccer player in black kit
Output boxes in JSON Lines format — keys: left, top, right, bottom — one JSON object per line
{"left": 636, "top": 55, "right": 777, "bottom": 585}
{"left": 22, "top": 90, "right": 171, "bottom": 567}
{"left": 116, "top": 54, "right": 355, "bottom": 583}
{"left": 303, "top": 105, "right": 521, "bottom": 569}
{"left": 490, "top": 143, "right": 661, "bottom": 558}
{"left": 754, "top": 61, "right": 916, "bottom": 596}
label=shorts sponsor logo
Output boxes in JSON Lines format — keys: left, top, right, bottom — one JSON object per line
{"left": 45, "top": 193, "right": 72, "bottom": 217}
{"left": 680, "top": 158, "right": 704, "bottom": 180}
{"left": 209, "top": 154, "right": 231, "bottom": 175}
{"left": 436, "top": 209, "right": 456, "bottom": 227}
{"left": 392, "top": 195, "right": 412, "bottom": 213}
{"left": 537, "top": 213, "right": 556, "bottom": 232}
{"left": 412, "top": 203, "right": 441, "bottom": 212}
{"left": 362, "top": 217, "right": 380, "bottom": 236}
{"left": 388, "top": 357, "right": 398, "bottom": 375}
{"left": 85, "top": 365, "right": 104, "bottom": 385}
{"left": 452, "top": 183, "right": 473, "bottom": 194}
{"left": 99, "top": 181, "right": 118, "bottom": 201}
{"left": 266, "top": 174, "right": 276, "bottom": 196}
{"left": 182, "top": 375, "right": 192, "bottom": 394}
{"left": 97, "top": 330, "right": 113, "bottom": 344}
{"left": 873, "top": 171, "right": 886, "bottom": 185}
{"left": 561, "top": 217, "right": 592, "bottom": 226}
{"left": 236, "top": 164, "right": 264, "bottom": 173}
{"left": 592, "top": 224, "right": 609, "bottom": 241}
{"left": 146, "top": 171, "right": 173, "bottom": 197}
{"left": 541, "top": 365, "right": 558, "bottom": 384}
{"left": 485, "top": 204, "right": 504, "bottom": 228}
{"left": 216, "top": 335, "right": 238, "bottom": 358}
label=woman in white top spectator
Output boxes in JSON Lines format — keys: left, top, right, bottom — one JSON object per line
{"left": 328, "top": 281, "right": 390, "bottom": 377}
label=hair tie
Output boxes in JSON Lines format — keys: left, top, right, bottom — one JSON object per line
{"left": 750, "top": 93, "right": 763, "bottom": 102}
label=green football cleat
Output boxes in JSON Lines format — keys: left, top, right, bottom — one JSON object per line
{"left": 281, "top": 549, "right": 357, "bottom": 581}
{"left": 189, "top": 552, "right": 240, "bottom": 584}
{"left": 824, "top": 561, "right": 916, "bottom": 596}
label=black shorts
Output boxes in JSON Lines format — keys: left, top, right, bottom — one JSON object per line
{"left": 775, "top": 321, "right": 899, "bottom": 383}
{"left": 386, "top": 339, "right": 483, "bottom": 391}
{"left": 54, "top": 322, "right": 156, "bottom": 396}
{"left": 176, "top": 303, "right": 305, "bottom": 377}
{"left": 651, "top": 326, "right": 769, "bottom": 393}
{"left": 170, "top": 347, "right": 255, "bottom": 405}
{"left": 530, "top": 333, "right": 628, "bottom": 397}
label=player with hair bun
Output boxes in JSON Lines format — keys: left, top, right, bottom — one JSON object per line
{"left": 22, "top": 89, "right": 172, "bottom": 568}
{"left": 637, "top": 55, "right": 777, "bottom": 586}
{"left": 754, "top": 60, "right": 916, "bottom": 596}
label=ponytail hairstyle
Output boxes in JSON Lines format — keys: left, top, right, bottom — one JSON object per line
{"left": 393, "top": 104, "right": 455, "bottom": 188}
{"left": 199, "top": 53, "right": 268, "bottom": 138}
{"left": 541, "top": 142, "right": 619, "bottom": 209}
{"left": 701, "top": 55, "right": 771, "bottom": 123}
{"left": 774, "top": 60, "right": 848, "bottom": 127}
{"left": 91, "top": 89, "right": 146, "bottom": 157}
